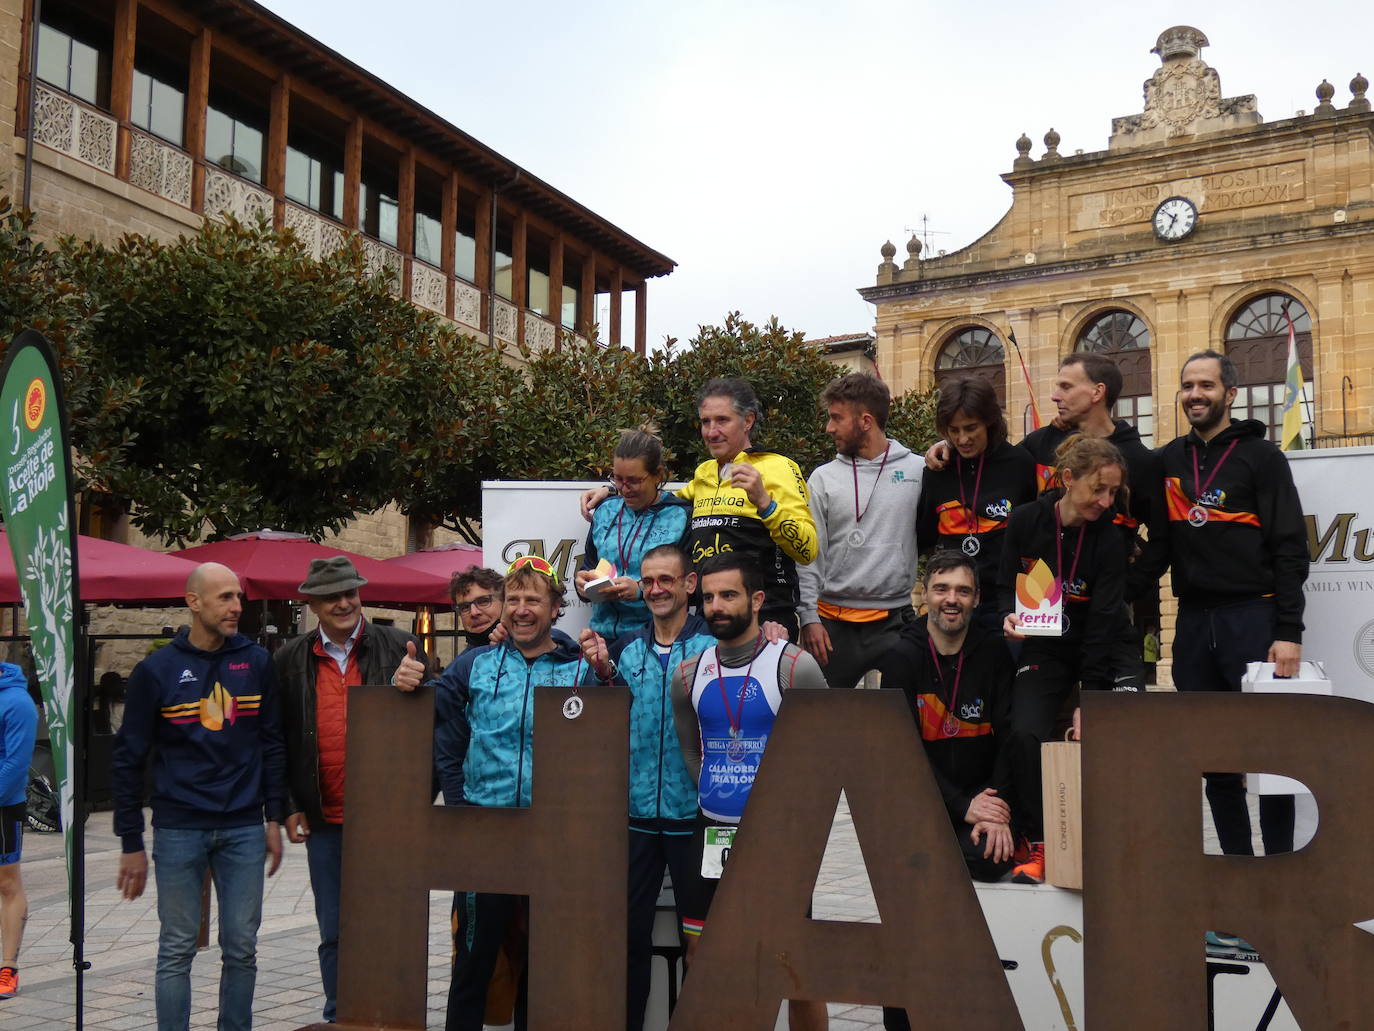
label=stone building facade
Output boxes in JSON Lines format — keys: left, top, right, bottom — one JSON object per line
{"left": 2, "top": 0, "right": 673, "bottom": 669}
{"left": 862, "top": 26, "right": 1372, "bottom": 450}
{"left": 860, "top": 27, "right": 1374, "bottom": 679}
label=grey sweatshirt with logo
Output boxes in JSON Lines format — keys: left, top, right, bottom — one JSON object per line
{"left": 797, "top": 439, "right": 924, "bottom": 626}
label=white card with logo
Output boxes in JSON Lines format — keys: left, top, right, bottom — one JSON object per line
{"left": 1015, "top": 558, "right": 1063, "bottom": 637}
{"left": 700, "top": 825, "right": 736, "bottom": 879}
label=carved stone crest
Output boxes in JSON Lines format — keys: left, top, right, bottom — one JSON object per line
{"left": 1109, "top": 26, "right": 1261, "bottom": 149}
{"left": 1140, "top": 58, "right": 1223, "bottom": 136}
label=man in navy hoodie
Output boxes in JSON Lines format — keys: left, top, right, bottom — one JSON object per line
{"left": 0, "top": 662, "right": 37, "bottom": 1000}
{"left": 112, "top": 562, "right": 286, "bottom": 1031}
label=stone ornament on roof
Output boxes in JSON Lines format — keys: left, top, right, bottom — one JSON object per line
{"left": 1109, "top": 26, "right": 1260, "bottom": 149}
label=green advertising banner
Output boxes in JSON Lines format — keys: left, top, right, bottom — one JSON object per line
{"left": 1, "top": 330, "right": 79, "bottom": 901}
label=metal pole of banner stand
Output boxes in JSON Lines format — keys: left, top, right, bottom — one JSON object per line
{"left": 72, "top": 604, "right": 91, "bottom": 1031}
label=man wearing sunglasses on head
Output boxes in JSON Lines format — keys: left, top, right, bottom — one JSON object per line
{"left": 401, "top": 556, "right": 601, "bottom": 1031}
{"left": 579, "top": 543, "right": 713, "bottom": 1031}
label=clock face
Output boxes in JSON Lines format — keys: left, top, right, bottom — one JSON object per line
{"left": 1152, "top": 196, "right": 1198, "bottom": 241}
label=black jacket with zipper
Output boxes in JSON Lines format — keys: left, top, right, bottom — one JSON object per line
{"left": 273, "top": 619, "right": 428, "bottom": 827}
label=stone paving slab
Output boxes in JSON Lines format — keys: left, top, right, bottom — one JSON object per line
{"left": 7, "top": 788, "right": 1255, "bottom": 1029}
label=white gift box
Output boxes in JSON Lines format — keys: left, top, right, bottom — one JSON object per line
{"left": 1240, "top": 660, "right": 1331, "bottom": 794}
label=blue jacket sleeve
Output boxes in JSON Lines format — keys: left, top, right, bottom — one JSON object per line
{"left": 0, "top": 694, "right": 37, "bottom": 805}
{"left": 111, "top": 659, "right": 159, "bottom": 853}
{"left": 433, "top": 653, "right": 475, "bottom": 806}
{"left": 255, "top": 658, "right": 288, "bottom": 824}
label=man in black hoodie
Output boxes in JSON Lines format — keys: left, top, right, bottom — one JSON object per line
{"left": 1130, "top": 350, "right": 1308, "bottom": 856}
{"left": 876, "top": 550, "right": 1016, "bottom": 1030}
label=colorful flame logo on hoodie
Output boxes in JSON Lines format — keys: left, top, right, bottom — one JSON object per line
{"left": 1015, "top": 558, "right": 1061, "bottom": 608}
{"left": 199, "top": 681, "right": 238, "bottom": 730}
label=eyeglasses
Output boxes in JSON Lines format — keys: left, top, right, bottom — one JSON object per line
{"left": 454, "top": 593, "right": 497, "bottom": 615}
{"left": 507, "top": 554, "right": 559, "bottom": 585}
{"left": 639, "top": 574, "right": 683, "bottom": 592}
{"left": 612, "top": 475, "right": 649, "bottom": 490}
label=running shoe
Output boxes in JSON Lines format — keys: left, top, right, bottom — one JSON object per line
{"left": 1012, "top": 841, "right": 1045, "bottom": 884}
{"left": 0, "top": 966, "right": 17, "bottom": 999}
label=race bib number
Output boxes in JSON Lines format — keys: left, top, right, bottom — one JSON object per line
{"left": 700, "top": 825, "right": 736, "bottom": 880}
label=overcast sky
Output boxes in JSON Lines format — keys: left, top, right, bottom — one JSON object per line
{"left": 267, "top": 0, "right": 1374, "bottom": 348}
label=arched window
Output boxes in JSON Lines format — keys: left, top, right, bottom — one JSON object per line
{"left": 935, "top": 327, "right": 1006, "bottom": 406}
{"left": 1076, "top": 310, "right": 1154, "bottom": 445}
{"left": 1224, "top": 293, "right": 1313, "bottom": 444}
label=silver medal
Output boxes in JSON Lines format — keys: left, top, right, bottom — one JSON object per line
{"left": 1188, "top": 505, "right": 1209, "bottom": 527}
{"left": 562, "top": 695, "right": 584, "bottom": 720}
{"left": 726, "top": 738, "right": 748, "bottom": 762}
{"left": 942, "top": 715, "right": 960, "bottom": 738}
{"left": 961, "top": 535, "right": 981, "bottom": 557}
{"left": 847, "top": 528, "right": 866, "bottom": 547}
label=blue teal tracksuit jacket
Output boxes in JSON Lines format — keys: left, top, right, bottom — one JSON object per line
{"left": 433, "top": 635, "right": 596, "bottom": 809}
{"left": 580, "top": 492, "right": 690, "bottom": 642}
{"left": 610, "top": 614, "right": 715, "bottom": 827}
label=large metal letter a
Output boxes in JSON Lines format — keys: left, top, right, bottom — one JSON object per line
{"left": 671, "top": 689, "right": 1022, "bottom": 1029}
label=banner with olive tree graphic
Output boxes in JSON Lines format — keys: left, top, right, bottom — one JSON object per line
{"left": 1, "top": 330, "right": 79, "bottom": 901}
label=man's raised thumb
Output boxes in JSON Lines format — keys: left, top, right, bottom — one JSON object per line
{"left": 406, "top": 641, "right": 417, "bottom": 659}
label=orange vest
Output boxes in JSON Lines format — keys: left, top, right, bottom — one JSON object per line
{"left": 312, "top": 636, "right": 359, "bottom": 824}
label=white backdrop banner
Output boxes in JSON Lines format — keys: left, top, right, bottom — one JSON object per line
{"left": 1288, "top": 445, "right": 1374, "bottom": 702}
{"left": 482, "top": 480, "right": 606, "bottom": 638}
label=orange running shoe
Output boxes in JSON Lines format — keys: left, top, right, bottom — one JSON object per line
{"left": 0, "top": 965, "right": 18, "bottom": 999}
{"left": 1011, "top": 841, "right": 1045, "bottom": 884}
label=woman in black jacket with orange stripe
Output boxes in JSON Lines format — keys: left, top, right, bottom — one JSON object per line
{"left": 996, "top": 433, "right": 1132, "bottom": 883}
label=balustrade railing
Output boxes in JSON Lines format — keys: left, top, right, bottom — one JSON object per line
{"left": 361, "top": 237, "right": 404, "bottom": 294}
{"left": 525, "top": 313, "right": 556, "bottom": 352}
{"left": 409, "top": 261, "right": 447, "bottom": 315}
{"left": 32, "top": 84, "right": 116, "bottom": 174}
{"left": 127, "top": 129, "right": 192, "bottom": 207}
{"left": 453, "top": 280, "right": 482, "bottom": 331}
{"left": 493, "top": 299, "right": 518, "bottom": 345}
{"left": 204, "top": 166, "right": 273, "bottom": 224}
{"left": 283, "top": 203, "right": 347, "bottom": 261}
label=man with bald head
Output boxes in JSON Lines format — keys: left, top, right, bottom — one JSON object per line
{"left": 112, "top": 562, "right": 287, "bottom": 1031}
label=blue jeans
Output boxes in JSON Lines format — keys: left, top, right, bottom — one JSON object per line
{"left": 304, "top": 822, "right": 343, "bottom": 1022}
{"left": 152, "top": 824, "right": 265, "bottom": 1031}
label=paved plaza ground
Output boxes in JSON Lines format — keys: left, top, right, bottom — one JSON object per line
{"left": 7, "top": 801, "right": 892, "bottom": 1030}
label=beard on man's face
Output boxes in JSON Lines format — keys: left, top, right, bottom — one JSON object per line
{"left": 708, "top": 610, "right": 752, "bottom": 641}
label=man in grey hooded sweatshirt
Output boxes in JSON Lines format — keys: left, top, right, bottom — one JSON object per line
{"left": 799, "top": 373, "right": 924, "bottom": 688}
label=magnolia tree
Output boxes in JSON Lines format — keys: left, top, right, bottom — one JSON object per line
{"left": 0, "top": 199, "right": 939, "bottom": 545}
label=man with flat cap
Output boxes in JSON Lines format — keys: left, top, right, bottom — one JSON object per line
{"left": 274, "top": 556, "right": 429, "bottom": 1024}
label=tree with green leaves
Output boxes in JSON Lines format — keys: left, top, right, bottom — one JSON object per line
{"left": 2, "top": 196, "right": 941, "bottom": 546}
{"left": 648, "top": 312, "right": 839, "bottom": 478}
{"left": 1, "top": 207, "right": 518, "bottom": 544}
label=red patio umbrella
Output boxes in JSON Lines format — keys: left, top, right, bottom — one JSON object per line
{"left": 382, "top": 541, "right": 483, "bottom": 583}
{"left": 0, "top": 527, "right": 201, "bottom": 605}
{"left": 171, "top": 530, "right": 452, "bottom": 606}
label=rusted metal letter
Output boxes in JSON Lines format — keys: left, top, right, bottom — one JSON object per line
{"left": 323, "top": 684, "right": 628, "bottom": 1030}
{"left": 1083, "top": 692, "right": 1374, "bottom": 1029}
{"left": 670, "top": 689, "right": 1022, "bottom": 1029}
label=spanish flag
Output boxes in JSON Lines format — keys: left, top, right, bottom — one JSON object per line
{"left": 1279, "top": 307, "right": 1306, "bottom": 451}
